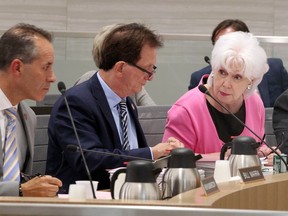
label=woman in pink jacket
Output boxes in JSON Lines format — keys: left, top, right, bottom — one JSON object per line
{"left": 163, "top": 31, "right": 272, "bottom": 161}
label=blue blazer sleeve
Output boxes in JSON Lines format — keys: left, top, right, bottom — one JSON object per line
{"left": 188, "top": 65, "right": 212, "bottom": 90}
{"left": 258, "top": 58, "right": 288, "bottom": 107}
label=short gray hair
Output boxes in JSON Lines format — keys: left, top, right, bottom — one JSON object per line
{"left": 0, "top": 23, "right": 53, "bottom": 70}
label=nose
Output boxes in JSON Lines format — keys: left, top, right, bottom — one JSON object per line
{"left": 222, "top": 76, "right": 232, "bottom": 88}
{"left": 48, "top": 70, "right": 57, "bottom": 83}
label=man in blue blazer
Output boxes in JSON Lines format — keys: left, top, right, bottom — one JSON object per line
{"left": 188, "top": 19, "right": 288, "bottom": 107}
{"left": 46, "top": 23, "right": 183, "bottom": 192}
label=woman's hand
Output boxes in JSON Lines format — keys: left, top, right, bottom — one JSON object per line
{"left": 151, "top": 137, "right": 184, "bottom": 160}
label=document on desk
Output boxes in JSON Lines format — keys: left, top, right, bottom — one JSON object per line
{"left": 196, "top": 157, "right": 217, "bottom": 177}
{"left": 153, "top": 155, "right": 171, "bottom": 169}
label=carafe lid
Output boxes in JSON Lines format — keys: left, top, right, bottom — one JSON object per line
{"left": 168, "top": 148, "right": 202, "bottom": 168}
{"left": 125, "top": 160, "right": 156, "bottom": 183}
{"left": 231, "top": 136, "right": 260, "bottom": 155}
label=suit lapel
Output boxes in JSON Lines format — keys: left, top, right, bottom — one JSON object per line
{"left": 89, "top": 74, "right": 122, "bottom": 148}
{"left": 18, "top": 103, "right": 33, "bottom": 173}
{"left": 126, "top": 97, "right": 147, "bottom": 147}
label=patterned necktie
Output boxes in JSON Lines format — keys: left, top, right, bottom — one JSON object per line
{"left": 119, "top": 99, "right": 130, "bottom": 150}
{"left": 3, "top": 108, "right": 20, "bottom": 182}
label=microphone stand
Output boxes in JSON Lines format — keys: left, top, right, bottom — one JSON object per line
{"left": 58, "top": 82, "right": 97, "bottom": 199}
{"left": 199, "top": 85, "right": 288, "bottom": 171}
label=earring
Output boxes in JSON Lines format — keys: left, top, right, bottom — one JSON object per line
{"left": 211, "top": 73, "right": 214, "bottom": 78}
{"left": 247, "top": 84, "right": 252, "bottom": 90}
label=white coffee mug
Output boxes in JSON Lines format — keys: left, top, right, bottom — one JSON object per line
{"left": 68, "top": 184, "right": 86, "bottom": 200}
{"left": 75, "top": 180, "right": 98, "bottom": 199}
{"left": 213, "top": 160, "right": 231, "bottom": 183}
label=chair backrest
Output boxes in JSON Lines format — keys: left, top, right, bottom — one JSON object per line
{"left": 31, "top": 106, "right": 275, "bottom": 175}
{"left": 36, "top": 94, "right": 60, "bottom": 106}
{"left": 264, "top": 107, "right": 277, "bottom": 147}
{"left": 137, "top": 106, "right": 276, "bottom": 147}
{"left": 137, "top": 105, "right": 170, "bottom": 147}
{"left": 32, "top": 114, "right": 50, "bottom": 175}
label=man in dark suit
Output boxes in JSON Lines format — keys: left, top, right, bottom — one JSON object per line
{"left": 0, "top": 23, "right": 62, "bottom": 196}
{"left": 46, "top": 23, "right": 183, "bottom": 192}
{"left": 188, "top": 19, "right": 288, "bottom": 107}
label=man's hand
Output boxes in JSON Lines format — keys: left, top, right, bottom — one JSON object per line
{"left": 21, "top": 175, "right": 62, "bottom": 197}
{"left": 151, "top": 137, "right": 184, "bottom": 160}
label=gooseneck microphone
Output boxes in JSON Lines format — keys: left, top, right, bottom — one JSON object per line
{"left": 198, "top": 84, "right": 288, "bottom": 171}
{"left": 66, "top": 145, "right": 171, "bottom": 171}
{"left": 66, "top": 144, "right": 153, "bottom": 161}
{"left": 204, "top": 56, "right": 211, "bottom": 65}
{"left": 57, "top": 81, "right": 96, "bottom": 199}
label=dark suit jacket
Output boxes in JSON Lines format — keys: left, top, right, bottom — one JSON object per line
{"left": 46, "top": 73, "right": 150, "bottom": 192}
{"left": 273, "top": 89, "right": 288, "bottom": 154}
{"left": 188, "top": 58, "right": 288, "bottom": 107}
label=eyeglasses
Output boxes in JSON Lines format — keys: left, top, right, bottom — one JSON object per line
{"left": 127, "top": 62, "right": 157, "bottom": 78}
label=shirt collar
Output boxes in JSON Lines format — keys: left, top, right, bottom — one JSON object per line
{"left": 0, "top": 88, "right": 17, "bottom": 111}
{"left": 97, "top": 72, "right": 126, "bottom": 109}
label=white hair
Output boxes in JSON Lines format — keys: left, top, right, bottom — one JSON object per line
{"left": 208, "top": 31, "right": 269, "bottom": 96}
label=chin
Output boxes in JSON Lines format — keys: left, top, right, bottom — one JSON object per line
{"left": 132, "top": 87, "right": 142, "bottom": 95}
{"left": 34, "top": 94, "right": 46, "bottom": 102}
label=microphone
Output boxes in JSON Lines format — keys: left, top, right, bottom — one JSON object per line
{"left": 57, "top": 81, "right": 97, "bottom": 199}
{"left": 58, "top": 81, "right": 66, "bottom": 94}
{"left": 66, "top": 144, "right": 153, "bottom": 162}
{"left": 204, "top": 56, "right": 210, "bottom": 65}
{"left": 66, "top": 144, "right": 171, "bottom": 170}
{"left": 198, "top": 84, "right": 288, "bottom": 170}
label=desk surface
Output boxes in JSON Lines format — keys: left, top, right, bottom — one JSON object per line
{"left": 1, "top": 173, "right": 288, "bottom": 216}
{"left": 170, "top": 172, "right": 288, "bottom": 210}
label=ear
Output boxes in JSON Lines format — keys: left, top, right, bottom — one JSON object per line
{"left": 10, "top": 59, "right": 23, "bottom": 75}
{"left": 114, "top": 61, "right": 126, "bottom": 76}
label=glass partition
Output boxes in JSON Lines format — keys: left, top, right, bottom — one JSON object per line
{"left": 3, "top": 31, "right": 286, "bottom": 105}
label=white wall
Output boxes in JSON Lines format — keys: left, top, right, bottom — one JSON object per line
{"left": 1, "top": 0, "right": 288, "bottom": 105}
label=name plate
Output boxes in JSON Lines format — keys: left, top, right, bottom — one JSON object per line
{"left": 201, "top": 176, "right": 219, "bottom": 196}
{"left": 239, "top": 165, "right": 265, "bottom": 183}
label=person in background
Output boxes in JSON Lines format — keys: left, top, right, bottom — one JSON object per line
{"left": 188, "top": 19, "right": 288, "bottom": 107}
{"left": 74, "top": 24, "right": 156, "bottom": 106}
{"left": 163, "top": 31, "right": 272, "bottom": 161}
{"left": 0, "top": 23, "right": 62, "bottom": 196}
{"left": 272, "top": 89, "right": 288, "bottom": 154}
{"left": 46, "top": 23, "right": 183, "bottom": 193}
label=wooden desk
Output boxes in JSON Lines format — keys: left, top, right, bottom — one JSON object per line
{"left": 169, "top": 172, "right": 288, "bottom": 211}
{"left": 1, "top": 173, "right": 288, "bottom": 215}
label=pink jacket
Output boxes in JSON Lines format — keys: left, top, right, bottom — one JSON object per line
{"left": 162, "top": 87, "right": 265, "bottom": 154}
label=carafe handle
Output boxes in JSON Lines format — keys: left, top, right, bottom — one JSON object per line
{"left": 110, "top": 168, "right": 127, "bottom": 199}
{"left": 220, "top": 142, "right": 232, "bottom": 160}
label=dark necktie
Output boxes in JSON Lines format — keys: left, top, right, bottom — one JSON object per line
{"left": 119, "top": 99, "right": 130, "bottom": 150}
{"left": 3, "top": 108, "right": 20, "bottom": 182}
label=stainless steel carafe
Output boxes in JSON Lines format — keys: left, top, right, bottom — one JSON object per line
{"left": 118, "top": 160, "right": 160, "bottom": 200}
{"left": 220, "top": 136, "right": 261, "bottom": 176}
{"left": 162, "top": 148, "right": 202, "bottom": 199}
